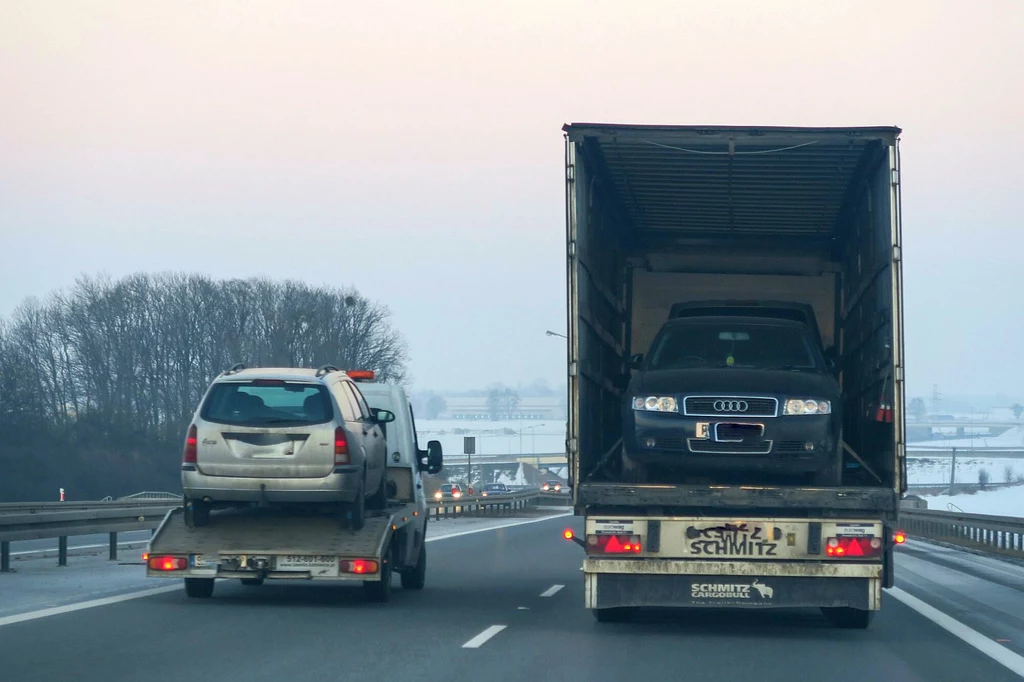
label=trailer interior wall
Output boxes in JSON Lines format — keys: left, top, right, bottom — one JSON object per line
{"left": 565, "top": 124, "right": 905, "bottom": 494}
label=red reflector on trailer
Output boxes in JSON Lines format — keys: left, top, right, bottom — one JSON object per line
{"left": 340, "top": 559, "right": 379, "bottom": 574}
{"left": 589, "top": 534, "right": 642, "bottom": 554}
{"left": 826, "top": 536, "right": 882, "bottom": 558}
{"left": 148, "top": 555, "right": 187, "bottom": 571}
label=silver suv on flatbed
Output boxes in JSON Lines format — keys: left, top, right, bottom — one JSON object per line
{"left": 181, "top": 364, "right": 394, "bottom": 530}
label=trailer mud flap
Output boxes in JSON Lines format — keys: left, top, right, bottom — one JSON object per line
{"left": 589, "top": 573, "right": 877, "bottom": 610}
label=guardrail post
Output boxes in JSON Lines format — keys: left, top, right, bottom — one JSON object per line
{"left": 58, "top": 536, "right": 68, "bottom": 567}
{"left": 1, "top": 541, "right": 9, "bottom": 572}
{"left": 109, "top": 532, "right": 118, "bottom": 560}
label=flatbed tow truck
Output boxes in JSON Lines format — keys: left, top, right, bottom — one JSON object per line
{"left": 145, "top": 382, "right": 444, "bottom": 603}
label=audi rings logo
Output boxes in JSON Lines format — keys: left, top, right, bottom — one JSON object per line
{"left": 713, "top": 400, "right": 749, "bottom": 412}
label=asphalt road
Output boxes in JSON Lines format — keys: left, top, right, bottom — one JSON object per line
{"left": 1, "top": 515, "right": 1022, "bottom": 682}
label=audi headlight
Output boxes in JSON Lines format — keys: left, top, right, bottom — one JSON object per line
{"left": 783, "top": 399, "right": 832, "bottom": 415}
{"left": 631, "top": 396, "right": 678, "bottom": 413}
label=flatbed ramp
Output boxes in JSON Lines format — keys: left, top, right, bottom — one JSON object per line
{"left": 151, "top": 508, "right": 392, "bottom": 558}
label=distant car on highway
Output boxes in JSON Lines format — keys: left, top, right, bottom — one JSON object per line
{"left": 541, "top": 480, "right": 564, "bottom": 493}
{"left": 434, "top": 483, "right": 464, "bottom": 500}
{"left": 180, "top": 364, "right": 395, "bottom": 531}
{"left": 480, "top": 483, "right": 509, "bottom": 496}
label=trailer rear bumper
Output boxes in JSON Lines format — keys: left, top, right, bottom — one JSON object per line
{"left": 583, "top": 559, "right": 882, "bottom": 611}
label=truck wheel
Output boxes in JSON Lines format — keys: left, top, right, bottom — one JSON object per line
{"left": 184, "top": 499, "right": 211, "bottom": 528}
{"left": 400, "top": 543, "right": 426, "bottom": 590}
{"left": 184, "top": 578, "right": 215, "bottom": 599}
{"left": 364, "top": 542, "right": 394, "bottom": 603}
{"left": 593, "top": 607, "right": 633, "bottom": 623}
{"left": 821, "top": 606, "right": 874, "bottom": 629}
{"left": 367, "top": 469, "right": 388, "bottom": 511}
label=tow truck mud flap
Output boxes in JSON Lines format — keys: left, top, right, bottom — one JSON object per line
{"left": 588, "top": 574, "right": 878, "bottom": 611}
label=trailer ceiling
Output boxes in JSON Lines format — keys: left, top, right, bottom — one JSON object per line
{"left": 563, "top": 123, "right": 901, "bottom": 254}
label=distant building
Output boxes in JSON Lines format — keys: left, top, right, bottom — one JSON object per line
{"left": 443, "top": 396, "right": 565, "bottom": 420}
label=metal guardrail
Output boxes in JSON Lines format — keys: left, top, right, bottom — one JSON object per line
{"left": 900, "top": 508, "right": 1024, "bottom": 559}
{"left": 0, "top": 490, "right": 569, "bottom": 572}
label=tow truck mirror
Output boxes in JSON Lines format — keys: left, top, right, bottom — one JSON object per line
{"left": 629, "top": 353, "right": 644, "bottom": 370}
{"left": 823, "top": 347, "right": 839, "bottom": 372}
{"left": 421, "top": 440, "right": 443, "bottom": 474}
{"left": 372, "top": 409, "right": 396, "bottom": 424}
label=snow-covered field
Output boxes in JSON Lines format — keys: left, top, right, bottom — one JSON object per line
{"left": 415, "top": 419, "right": 565, "bottom": 457}
{"left": 907, "top": 455, "right": 1024, "bottom": 486}
{"left": 917, "top": 486, "right": 1024, "bottom": 517}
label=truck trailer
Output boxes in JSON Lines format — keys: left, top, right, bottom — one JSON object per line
{"left": 561, "top": 122, "right": 906, "bottom": 628}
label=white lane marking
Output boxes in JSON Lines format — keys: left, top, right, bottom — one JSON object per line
{"left": 2, "top": 511, "right": 574, "bottom": 627}
{"left": 0, "top": 585, "right": 182, "bottom": 628}
{"left": 888, "top": 587, "right": 1024, "bottom": 677}
{"left": 12, "top": 540, "right": 148, "bottom": 558}
{"left": 540, "top": 584, "right": 564, "bottom": 597}
{"left": 426, "top": 511, "right": 573, "bottom": 543}
{"left": 462, "top": 625, "right": 507, "bottom": 649}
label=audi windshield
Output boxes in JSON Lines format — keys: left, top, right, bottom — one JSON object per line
{"left": 645, "top": 319, "right": 820, "bottom": 371}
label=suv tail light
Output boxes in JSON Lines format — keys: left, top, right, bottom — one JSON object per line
{"left": 825, "top": 536, "right": 883, "bottom": 558}
{"left": 334, "top": 427, "right": 350, "bottom": 465}
{"left": 183, "top": 424, "right": 198, "bottom": 464}
{"left": 586, "top": 534, "right": 642, "bottom": 555}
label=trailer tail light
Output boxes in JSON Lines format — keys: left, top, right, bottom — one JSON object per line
{"left": 183, "top": 424, "right": 198, "bottom": 464}
{"left": 586, "top": 534, "right": 642, "bottom": 554}
{"left": 334, "top": 427, "right": 350, "bottom": 465}
{"left": 563, "top": 529, "right": 575, "bottom": 540}
{"left": 148, "top": 555, "right": 188, "bottom": 571}
{"left": 340, "top": 559, "right": 379, "bottom": 574}
{"left": 894, "top": 531, "right": 907, "bottom": 544}
{"left": 825, "top": 536, "right": 883, "bottom": 558}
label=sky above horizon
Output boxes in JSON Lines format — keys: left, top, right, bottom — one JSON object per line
{"left": 2, "top": 1, "right": 1022, "bottom": 396}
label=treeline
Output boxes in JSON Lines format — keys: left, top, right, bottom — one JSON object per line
{"left": 0, "top": 273, "right": 408, "bottom": 501}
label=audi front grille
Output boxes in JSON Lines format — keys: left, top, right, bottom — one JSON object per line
{"left": 683, "top": 396, "right": 779, "bottom": 418}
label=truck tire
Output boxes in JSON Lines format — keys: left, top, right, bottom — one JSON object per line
{"left": 400, "top": 543, "right": 426, "bottom": 590}
{"left": 184, "top": 499, "right": 211, "bottom": 528}
{"left": 364, "top": 541, "right": 394, "bottom": 603}
{"left": 821, "top": 606, "right": 874, "bottom": 629}
{"left": 593, "top": 607, "right": 634, "bottom": 623}
{"left": 184, "top": 578, "right": 215, "bottom": 599}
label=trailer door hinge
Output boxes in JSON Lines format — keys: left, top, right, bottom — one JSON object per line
{"left": 569, "top": 362, "right": 578, "bottom": 377}
{"left": 566, "top": 165, "right": 575, "bottom": 182}
{"left": 891, "top": 169, "right": 900, "bottom": 186}
{"left": 893, "top": 245, "right": 902, "bottom": 262}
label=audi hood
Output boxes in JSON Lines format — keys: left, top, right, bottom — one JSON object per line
{"left": 629, "top": 368, "right": 840, "bottom": 402}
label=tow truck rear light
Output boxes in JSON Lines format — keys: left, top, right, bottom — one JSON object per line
{"left": 148, "top": 555, "right": 187, "bottom": 571}
{"left": 183, "top": 424, "right": 197, "bottom": 464}
{"left": 340, "top": 559, "right": 379, "bottom": 574}
{"left": 334, "top": 427, "right": 350, "bottom": 465}
{"left": 586, "top": 534, "right": 642, "bottom": 554}
{"left": 894, "top": 531, "right": 907, "bottom": 544}
{"left": 825, "top": 536, "right": 883, "bottom": 558}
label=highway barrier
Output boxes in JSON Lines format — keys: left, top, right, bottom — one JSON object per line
{"left": 899, "top": 508, "right": 1024, "bottom": 559}
{"left": 0, "top": 491, "right": 571, "bottom": 571}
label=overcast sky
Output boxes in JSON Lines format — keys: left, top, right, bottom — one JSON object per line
{"left": 1, "top": 1, "right": 1021, "bottom": 396}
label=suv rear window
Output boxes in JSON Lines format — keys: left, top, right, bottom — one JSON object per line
{"left": 201, "top": 381, "right": 333, "bottom": 426}
{"left": 648, "top": 321, "right": 818, "bottom": 371}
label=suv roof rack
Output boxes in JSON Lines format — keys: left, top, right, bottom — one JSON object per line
{"left": 222, "top": 363, "right": 246, "bottom": 376}
{"left": 315, "top": 364, "right": 340, "bottom": 378}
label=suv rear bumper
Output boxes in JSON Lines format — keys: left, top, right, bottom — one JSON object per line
{"left": 182, "top": 465, "right": 362, "bottom": 504}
